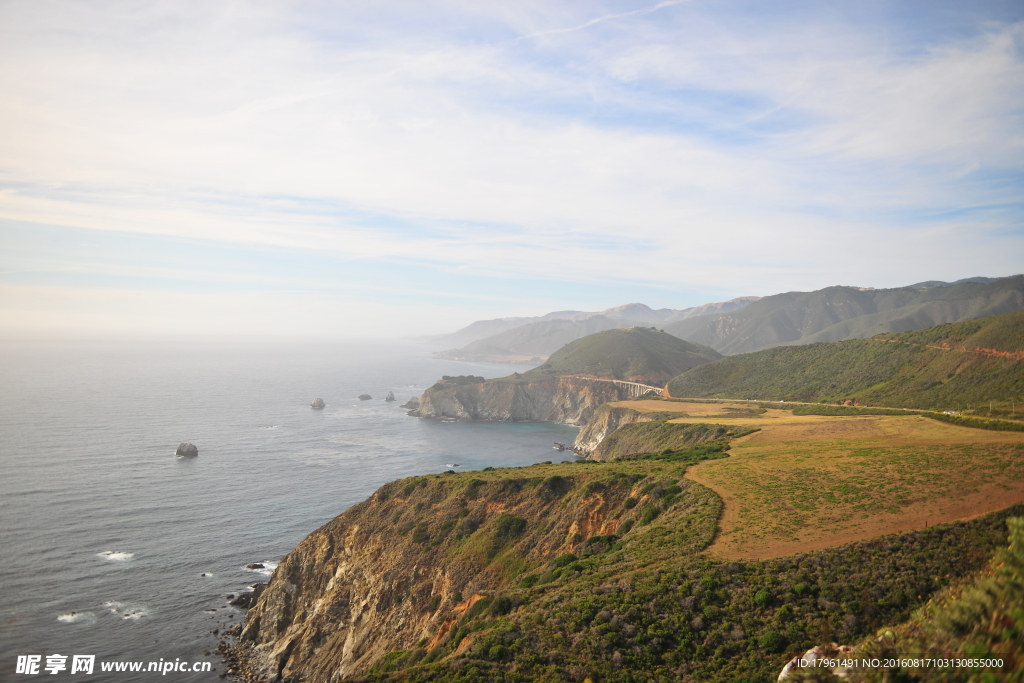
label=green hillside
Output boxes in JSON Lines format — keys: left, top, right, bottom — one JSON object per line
{"left": 664, "top": 276, "right": 1024, "bottom": 355}
{"left": 522, "top": 327, "right": 723, "bottom": 385}
{"left": 665, "top": 311, "right": 1024, "bottom": 412}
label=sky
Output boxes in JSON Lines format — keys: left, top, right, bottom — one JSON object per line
{"left": 1, "top": 0, "right": 1022, "bottom": 339}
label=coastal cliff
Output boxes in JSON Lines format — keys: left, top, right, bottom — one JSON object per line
{"left": 233, "top": 462, "right": 713, "bottom": 682}
{"left": 410, "top": 376, "right": 634, "bottom": 426}
{"left": 229, "top": 463, "right": 1021, "bottom": 683}
{"left": 572, "top": 405, "right": 660, "bottom": 455}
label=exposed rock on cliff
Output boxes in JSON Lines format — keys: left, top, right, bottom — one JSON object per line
{"left": 234, "top": 463, "right": 707, "bottom": 681}
{"left": 410, "top": 376, "right": 634, "bottom": 426}
{"left": 573, "top": 405, "right": 661, "bottom": 455}
{"left": 228, "top": 464, "right": 1024, "bottom": 683}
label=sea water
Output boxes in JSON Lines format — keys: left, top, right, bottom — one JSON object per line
{"left": 0, "top": 340, "right": 578, "bottom": 681}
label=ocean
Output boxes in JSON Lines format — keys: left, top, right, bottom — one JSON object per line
{"left": 0, "top": 340, "right": 578, "bottom": 681}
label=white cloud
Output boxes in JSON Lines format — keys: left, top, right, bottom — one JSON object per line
{"left": 0, "top": 1, "right": 1021, "bottom": 335}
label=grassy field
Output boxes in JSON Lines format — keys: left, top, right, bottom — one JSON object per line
{"left": 607, "top": 400, "right": 1024, "bottom": 560}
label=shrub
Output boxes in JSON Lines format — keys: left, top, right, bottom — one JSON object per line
{"left": 641, "top": 502, "right": 660, "bottom": 525}
{"left": 541, "top": 475, "right": 572, "bottom": 498}
{"left": 465, "top": 479, "right": 487, "bottom": 500}
{"left": 411, "top": 523, "right": 430, "bottom": 544}
{"left": 464, "top": 597, "right": 493, "bottom": 619}
{"left": 753, "top": 588, "right": 772, "bottom": 608}
{"left": 491, "top": 597, "right": 513, "bottom": 615}
{"left": 758, "top": 631, "right": 786, "bottom": 653}
{"left": 552, "top": 554, "right": 578, "bottom": 568}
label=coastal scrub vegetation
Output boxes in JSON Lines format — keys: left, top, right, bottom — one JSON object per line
{"left": 234, "top": 403, "right": 1024, "bottom": 683}
{"left": 435, "top": 375, "right": 486, "bottom": 386}
{"left": 593, "top": 421, "right": 759, "bottom": 462}
{"left": 518, "top": 327, "right": 722, "bottom": 386}
{"left": 665, "top": 311, "right": 1024, "bottom": 414}
{"left": 355, "top": 501, "right": 1024, "bottom": 683}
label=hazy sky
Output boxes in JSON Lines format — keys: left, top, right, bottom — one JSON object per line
{"left": 1, "top": 1, "right": 1022, "bottom": 338}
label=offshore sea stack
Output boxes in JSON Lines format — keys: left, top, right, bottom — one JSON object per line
{"left": 385, "top": 391, "right": 396, "bottom": 402}
{"left": 310, "top": 398, "right": 325, "bottom": 409}
{"left": 175, "top": 442, "right": 198, "bottom": 457}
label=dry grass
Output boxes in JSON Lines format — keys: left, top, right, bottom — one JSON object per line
{"left": 608, "top": 401, "right": 1024, "bottom": 559}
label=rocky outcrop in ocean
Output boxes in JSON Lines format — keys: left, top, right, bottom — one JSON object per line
{"left": 310, "top": 398, "right": 325, "bottom": 409}
{"left": 358, "top": 394, "right": 372, "bottom": 401}
{"left": 409, "top": 376, "right": 635, "bottom": 427}
{"left": 175, "top": 442, "right": 198, "bottom": 457}
{"left": 385, "top": 391, "right": 396, "bottom": 402}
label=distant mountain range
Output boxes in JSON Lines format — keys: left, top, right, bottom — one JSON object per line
{"left": 432, "top": 275, "right": 1024, "bottom": 362}
{"left": 428, "top": 297, "right": 760, "bottom": 350}
{"left": 664, "top": 275, "right": 1024, "bottom": 355}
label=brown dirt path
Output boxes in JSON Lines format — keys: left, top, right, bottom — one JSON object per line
{"left": 608, "top": 401, "right": 1024, "bottom": 560}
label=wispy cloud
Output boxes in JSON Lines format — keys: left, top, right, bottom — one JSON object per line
{"left": 514, "top": 0, "right": 688, "bottom": 42}
{"left": 0, "top": 1, "right": 1022, "bottom": 337}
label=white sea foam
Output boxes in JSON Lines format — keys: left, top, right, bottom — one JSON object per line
{"left": 57, "top": 611, "right": 96, "bottom": 624}
{"left": 243, "top": 561, "right": 278, "bottom": 576}
{"left": 261, "top": 425, "right": 278, "bottom": 430}
{"left": 97, "top": 551, "right": 134, "bottom": 562}
{"left": 102, "top": 600, "right": 148, "bottom": 620}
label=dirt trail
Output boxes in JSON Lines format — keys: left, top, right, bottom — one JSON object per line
{"left": 613, "top": 403, "right": 1024, "bottom": 560}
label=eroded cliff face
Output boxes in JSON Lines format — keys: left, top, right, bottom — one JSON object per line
{"left": 572, "top": 405, "right": 657, "bottom": 457}
{"left": 235, "top": 465, "right": 658, "bottom": 682}
{"left": 410, "top": 376, "right": 632, "bottom": 426}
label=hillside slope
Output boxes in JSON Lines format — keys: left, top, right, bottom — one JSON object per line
{"left": 414, "top": 329, "right": 722, "bottom": 423}
{"left": 664, "top": 276, "right": 1024, "bottom": 355}
{"left": 665, "top": 311, "right": 1024, "bottom": 411}
{"left": 230, "top": 461, "right": 1024, "bottom": 683}
{"left": 522, "top": 327, "right": 722, "bottom": 386}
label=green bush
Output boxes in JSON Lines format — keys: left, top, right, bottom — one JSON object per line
{"left": 491, "top": 597, "right": 513, "bottom": 615}
{"left": 753, "top": 588, "right": 772, "bottom": 608}
{"left": 552, "top": 553, "right": 578, "bottom": 568}
{"left": 758, "top": 631, "right": 786, "bottom": 653}
{"left": 641, "top": 502, "right": 660, "bottom": 525}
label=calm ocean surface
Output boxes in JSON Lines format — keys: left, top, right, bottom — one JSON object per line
{"left": 0, "top": 340, "right": 577, "bottom": 682}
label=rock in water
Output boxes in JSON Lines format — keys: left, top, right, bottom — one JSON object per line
{"left": 384, "top": 391, "right": 396, "bottom": 402}
{"left": 400, "top": 396, "right": 420, "bottom": 410}
{"left": 358, "top": 394, "right": 372, "bottom": 401}
{"left": 310, "top": 398, "right": 325, "bottom": 409}
{"left": 176, "top": 442, "right": 199, "bottom": 457}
